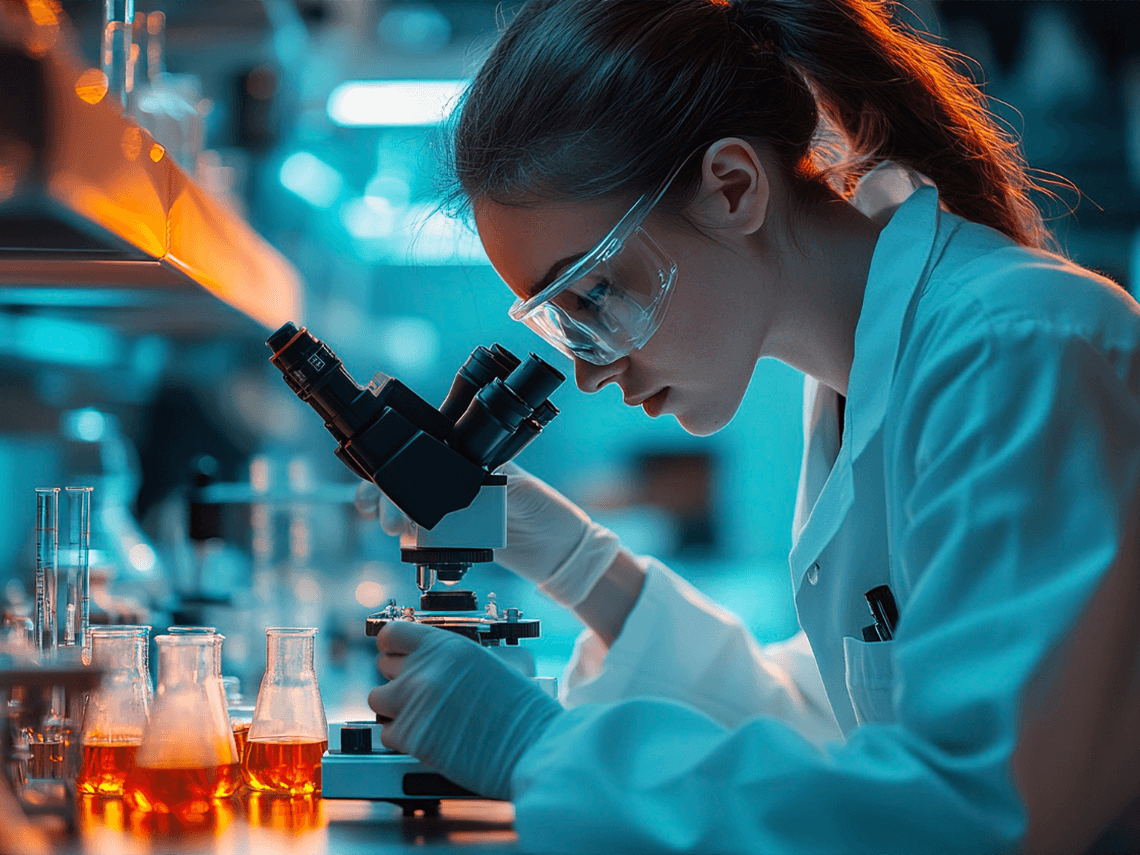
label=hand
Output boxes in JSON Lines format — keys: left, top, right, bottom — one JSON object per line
{"left": 356, "top": 464, "right": 624, "bottom": 608}
{"left": 368, "top": 621, "right": 562, "bottom": 800}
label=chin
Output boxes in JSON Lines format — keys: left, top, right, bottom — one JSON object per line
{"left": 675, "top": 408, "right": 732, "bottom": 437}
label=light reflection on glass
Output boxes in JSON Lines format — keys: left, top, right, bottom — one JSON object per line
{"left": 75, "top": 69, "right": 110, "bottom": 105}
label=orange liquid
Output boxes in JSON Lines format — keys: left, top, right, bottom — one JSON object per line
{"left": 212, "top": 759, "right": 241, "bottom": 798}
{"left": 28, "top": 737, "right": 64, "bottom": 779}
{"left": 125, "top": 763, "right": 240, "bottom": 816}
{"left": 232, "top": 722, "right": 250, "bottom": 761}
{"left": 243, "top": 738, "right": 327, "bottom": 795}
{"left": 77, "top": 742, "right": 139, "bottom": 795}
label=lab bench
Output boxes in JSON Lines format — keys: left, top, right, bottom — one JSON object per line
{"left": 68, "top": 795, "right": 519, "bottom": 854}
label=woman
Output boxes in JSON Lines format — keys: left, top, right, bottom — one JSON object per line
{"left": 367, "top": 1, "right": 1140, "bottom": 851}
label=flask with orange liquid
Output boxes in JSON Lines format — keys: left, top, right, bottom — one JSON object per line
{"left": 124, "top": 634, "right": 241, "bottom": 819}
{"left": 77, "top": 625, "right": 151, "bottom": 795}
{"left": 244, "top": 627, "right": 327, "bottom": 795}
{"left": 167, "top": 627, "right": 241, "bottom": 797}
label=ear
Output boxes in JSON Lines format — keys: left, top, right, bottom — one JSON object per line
{"left": 689, "top": 138, "right": 769, "bottom": 237}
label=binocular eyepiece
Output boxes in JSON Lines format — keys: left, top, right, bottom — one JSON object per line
{"left": 266, "top": 322, "right": 564, "bottom": 529}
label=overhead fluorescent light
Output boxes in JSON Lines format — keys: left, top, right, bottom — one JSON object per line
{"left": 327, "top": 80, "right": 466, "bottom": 127}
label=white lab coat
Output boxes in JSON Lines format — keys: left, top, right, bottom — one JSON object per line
{"left": 510, "top": 174, "right": 1140, "bottom": 853}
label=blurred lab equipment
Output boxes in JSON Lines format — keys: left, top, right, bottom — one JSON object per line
{"left": 131, "top": 11, "right": 208, "bottom": 173}
{"left": 34, "top": 489, "right": 60, "bottom": 662}
{"left": 76, "top": 625, "right": 151, "bottom": 795}
{"left": 62, "top": 487, "right": 93, "bottom": 662}
{"left": 0, "top": 651, "right": 100, "bottom": 835}
{"left": 244, "top": 627, "right": 327, "bottom": 796}
{"left": 124, "top": 634, "right": 240, "bottom": 818}
{"left": 266, "top": 323, "right": 565, "bottom": 808}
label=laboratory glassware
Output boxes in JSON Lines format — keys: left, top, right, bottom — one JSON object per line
{"left": 77, "top": 626, "right": 150, "bottom": 795}
{"left": 34, "top": 488, "right": 59, "bottom": 661}
{"left": 124, "top": 634, "right": 240, "bottom": 817}
{"left": 165, "top": 626, "right": 241, "bottom": 797}
{"left": 101, "top": 0, "right": 134, "bottom": 110}
{"left": 222, "top": 676, "right": 255, "bottom": 763}
{"left": 245, "top": 627, "right": 327, "bottom": 795}
{"left": 62, "top": 487, "right": 93, "bottom": 663}
{"left": 131, "top": 10, "right": 206, "bottom": 171}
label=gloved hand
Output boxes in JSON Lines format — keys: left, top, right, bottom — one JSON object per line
{"left": 355, "top": 463, "right": 623, "bottom": 608}
{"left": 368, "top": 621, "right": 562, "bottom": 800}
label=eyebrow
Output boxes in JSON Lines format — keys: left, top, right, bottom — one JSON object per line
{"left": 529, "top": 252, "right": 586, "bottom": 298}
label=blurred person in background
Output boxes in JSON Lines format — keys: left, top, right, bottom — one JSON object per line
{"left": 366, "top": 1, "right": 1140, "bottom": 852}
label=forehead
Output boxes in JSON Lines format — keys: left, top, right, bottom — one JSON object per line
{"left": 473, "top": 197, "right": 630, "bottom": 299}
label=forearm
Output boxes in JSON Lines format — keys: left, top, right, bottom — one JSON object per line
{"left": 570, "top": 548, "right": 645, "bottom": 648}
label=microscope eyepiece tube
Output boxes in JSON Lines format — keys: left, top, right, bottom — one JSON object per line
{"left": 439, "top": 345, "right": 519, "bottom": 424}
{"left": 503, "top": 354, "right": 565, "bottom": 410}
{"left": 451, "top": 379, "right": 531, "bottom": 466}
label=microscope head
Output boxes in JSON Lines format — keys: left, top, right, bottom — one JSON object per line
{"left": 266, "top": 322, "right": 564, "bottom": 594}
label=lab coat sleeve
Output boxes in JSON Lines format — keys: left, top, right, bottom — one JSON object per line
{"left": 559, "top": 556, "right": 841, "bottom": 744}
{"left": 511, "top": 303, "right": 1140, "bottom": 853}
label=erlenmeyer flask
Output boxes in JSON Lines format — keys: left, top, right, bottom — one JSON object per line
{"left": 124, "top": 634, "right": 240, "bottom": 817}
{"left": 244, "top": 627, "right": 327, "bottom": 795}
{"left": 167, "top": 626, "right": 241, "bottom": 797}
{"left": 77, "top": 626, "right": 151, "bottom": 795}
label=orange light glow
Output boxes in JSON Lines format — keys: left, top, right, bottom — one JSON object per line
{"left": 120, "top": 126, "right": 143, "bottom": 161}
{"left": 75, "top": 68, "right": 109, "bottom": 105}
{"left": 149, "top": 143, "right": 165, "bottom": 163}
{"left": 23, "top": 0, "right": 60, "bottom": 55}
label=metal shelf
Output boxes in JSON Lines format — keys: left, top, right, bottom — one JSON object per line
{"left": 0, "top": 3, "right": 303, "bottom": 336}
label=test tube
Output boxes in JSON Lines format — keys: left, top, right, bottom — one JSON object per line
{"left": 34, "top": 488, "right": 60, "bottom": 661}
{"left": 63, "top": 487, "right": 93, "bottom": 663}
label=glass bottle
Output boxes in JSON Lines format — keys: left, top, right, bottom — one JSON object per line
{"left": 124, "top": 635, "right": 240, "bottom": 817}
{"left": 244, "top": 628, "right": 327, "bottom": 795}
{"left": 77, "top": 625, "right": 151, "bottom": 795}
{"left": 166, "top": 626, "right": 241, "bottom": 797}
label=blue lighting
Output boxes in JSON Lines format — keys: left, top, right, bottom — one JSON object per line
{"left": 326, "top": 80, "right": 466, "bottom": 127}
{"left": 279, "top": 151, "right": 345, "bottom": 208}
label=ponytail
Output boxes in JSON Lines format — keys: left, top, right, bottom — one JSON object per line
{"left": 451, "top": 0, "right": 1057, "bottom": 251}
{"left": 734, "top": 0, "right": 1053, "bottom": 249}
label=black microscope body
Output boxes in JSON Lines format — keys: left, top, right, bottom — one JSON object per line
{"left": 266, "top": 322, "right": 564, "bottom": 642}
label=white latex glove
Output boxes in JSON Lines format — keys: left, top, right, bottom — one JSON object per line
{"left": 368, "top": 621, "right": 562, "bottom": 800}
{"left": 355, "top": 463, "right": 623, "bottom": 608}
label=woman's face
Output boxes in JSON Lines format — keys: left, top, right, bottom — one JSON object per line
{"left": 474, "top": 196, "right": 772, "bottom": 436}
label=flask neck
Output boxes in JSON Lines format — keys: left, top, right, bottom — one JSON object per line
{"left": 90, "top": 627, "right": 149, "bottom": 678}
{"left": 265, "top": 630, "right": 316, "bottom": 675}
{"left": 155, "top": 636, "right": 211, "bottom": 691}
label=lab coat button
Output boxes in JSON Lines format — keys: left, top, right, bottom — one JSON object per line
{"left": 807, "top": 563, "right": 820, "bottom": 585}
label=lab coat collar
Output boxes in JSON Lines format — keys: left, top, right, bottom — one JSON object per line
{"left": 846, "top": 185, "right": 945, "bottom": 462}
{"left": 789, "top": 186, "right": 947, "bottom": 592}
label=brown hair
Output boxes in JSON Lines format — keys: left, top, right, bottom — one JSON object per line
{"left": 449, "top": 0, "right": 1056, "bottom": 250}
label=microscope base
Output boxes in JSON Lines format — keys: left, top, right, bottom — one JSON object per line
{"left": 322, "top": 723, "right": 490, "bottom": 803}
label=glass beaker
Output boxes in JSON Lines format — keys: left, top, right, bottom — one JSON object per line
{"left": 244, "top": 628, "right": 327, "bottom": 795}
{"left": 124, "top": 635, "right": 240, "bottom": 817}
{"left": 167, "top": 626, "right": 240, "bottom": 797}
{"left": 77, "top": 626, "right": 151, "bottom": 795}
{"left": 222, "top": 676, "right": 255, "bottom": 763}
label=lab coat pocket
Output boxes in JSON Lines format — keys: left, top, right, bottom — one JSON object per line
{"left": 842, "top": 635, "right": 896, "bottom": 726}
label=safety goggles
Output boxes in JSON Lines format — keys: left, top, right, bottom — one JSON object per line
{"left": 507, "top": 156, "right": 694, "bottom": 365}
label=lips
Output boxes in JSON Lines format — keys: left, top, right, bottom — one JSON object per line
{"left": 640, "top": 388, "right": 669, "bottom": 417}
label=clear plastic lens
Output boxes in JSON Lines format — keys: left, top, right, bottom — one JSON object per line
{"left": 518, "top": 226, "right": 676, "bottom": 365}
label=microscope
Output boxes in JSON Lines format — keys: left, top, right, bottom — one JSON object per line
{"left": 266, "top": 322, "right": 564, "bottom": 810}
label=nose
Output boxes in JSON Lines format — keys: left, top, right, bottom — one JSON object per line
{"left": 574, "top": 357, "right": 623, "bottom": 394}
